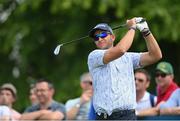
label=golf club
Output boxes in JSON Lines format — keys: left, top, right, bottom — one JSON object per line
{"left": 54, "top": 18, "right": 146, "bottom": 55}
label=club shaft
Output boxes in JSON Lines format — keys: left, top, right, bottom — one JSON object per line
{"left": 61, "top": 35, "right": 89, "bottom": 46}
{"left": 60, "top": 24, "right": 126, "bottom": 46}
{"left": 112, "top": 24, "right": 126, "bottom": 30}
{"left": 59, "top": 18, "right": 146, "bottom": 46}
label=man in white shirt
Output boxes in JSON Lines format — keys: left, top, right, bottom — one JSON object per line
{"left": 0, "top": 83, "right": 21, "bottom": 121}
{"left": 135, "top": 69, "right": 157, "bottom": 112}
{"left": 65, "top": 72, "right": 93, "bottom": 120}
{"left": 88, "top": 17, "right": 162, "bottom": 120}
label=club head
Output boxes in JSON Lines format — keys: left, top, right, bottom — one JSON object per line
{"left": 54, "top": 44, "right": 63, "bottom": 55}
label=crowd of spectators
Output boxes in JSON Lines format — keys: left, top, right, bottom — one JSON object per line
{"left": 0, "top": 61, "right": 179, "bottom": 120}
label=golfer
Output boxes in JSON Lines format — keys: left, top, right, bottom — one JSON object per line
{"left": 87, "top": 17, "right": 162, "bottom": 120}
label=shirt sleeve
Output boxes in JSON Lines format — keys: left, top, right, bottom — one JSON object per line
{"left": 55, "top": 104, "right": 66, "bottom": 116}
{"left": 65, "top": 99, "right": 79, "bottom": 111}
{"left": 88, "top": 49, "right": 106, "bottom": 70}
{"left": 160, "top": 89, "right": 179, "bottom": 108}
{"left": 127, "top": 52, "right": 142, "bottom": 69}
{"left": 50, "top": 102, "right": 66, "bottom": 120}
{"left": 0, "top": 106, "right": 11, "bottom": 116}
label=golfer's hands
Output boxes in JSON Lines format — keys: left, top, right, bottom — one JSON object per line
{"left": 126, "top": 18, "right": 136, "bottom": 30}
{"left": 135, "top": 17, "right": 144, "bottom": 24}
{"left": 136, "top": 17, "right": 149, "bottom": 32}
{"left": 135, "top": 17, "right": 151, "bottom": 37}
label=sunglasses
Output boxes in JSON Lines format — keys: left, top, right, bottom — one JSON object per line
{"left": 93, "top": 32, "right": 109, "bottom": 41}
{"left": 83, "top": 81, "right": 92, "bottom": 85}
{"left": 155, "top": 73, "right": 167, "bottom": 78}
{"left": 135, "top": 78, "right": 145, "bottom": 83}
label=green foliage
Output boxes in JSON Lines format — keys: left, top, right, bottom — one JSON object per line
{"left": 0, "top": 0, "right": 180, "bottom": 112}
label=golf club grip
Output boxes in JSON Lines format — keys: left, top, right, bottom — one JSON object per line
{"left": 112, "top": 18, "right": 146, "bottom": 30}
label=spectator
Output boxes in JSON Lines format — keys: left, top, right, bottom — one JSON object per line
{"left": 135, "top": 69, "right": 157, "bottom": 112}
{"left": 137, "top": 62, "right": 179, "bottom": 116}
{"left": 29, "top": 84, "right": 38, "bottom": 105}
{"left": 0, "top": 83, "right": 21, "bottom": 121}
{"left": 65, "top": 72, "right": 93, "bottom": 120}
{"left": 160, "top": 88, "right": 180, "bottom": 115}
{"left": 155, "top": 61, "right": 178, "bottom": 105}
{"left": 20, "top": 79, "right": 65, "bottom": 120}
{"left": 0, "top": 105, "right": 11, "bottom": 121}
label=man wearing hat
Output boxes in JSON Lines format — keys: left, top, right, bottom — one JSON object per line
{"left": 135, "top": 61, "right": 179, "bottom": 116}
{"left": 155, "top": 61, "right": 179, "bottom": 105}
{"left": 65, "top": 72, "right": 93, "bottom": 120}
{"left": 87, "top": 17, "right": 162, "bottom": 120}
{"left": 0, "top": 83, "right": 21, "bottom": 121}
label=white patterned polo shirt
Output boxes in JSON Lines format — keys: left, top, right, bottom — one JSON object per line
{"left": 88, "top": 49, "right": 142, "bottom": 115}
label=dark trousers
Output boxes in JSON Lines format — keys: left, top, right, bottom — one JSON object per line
{"left": 96, "top": 109, "right": 136, "bottom": 120}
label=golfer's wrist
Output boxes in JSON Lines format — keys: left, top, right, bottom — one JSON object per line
{"left": 142, "top": 29, "right": 151, "bottom": 37}
{"left": 128, "top": 26, "right": 136, "bottom": 31}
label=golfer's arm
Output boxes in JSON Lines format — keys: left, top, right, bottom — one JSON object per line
{"left": 140, "top": 34, "right": 162, "bottom": 66}
{"left": 160, "top": 107, "right": 180, "bottom": 115}
{"left": 104, "top": 29, "right": 135, "bottom": 64}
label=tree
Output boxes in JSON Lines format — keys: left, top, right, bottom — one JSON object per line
{"left": 0, "top": 0, "right": 180, "bottom": 111}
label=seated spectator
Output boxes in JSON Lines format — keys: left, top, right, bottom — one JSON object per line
{"left": 137, "top": 61, "right": 179, "bottom": 116}
{"left": 160, "top": 88, "right": 180, "bottom": 115}
{"left": 65, "top": 72, "right": 93, "bottom": 120}
{"left": 0, "top": 105, "right": 11, "bottom": 121}
{"left": 155, "top": 61, "right": 178, "bottom": 105}
{"left": 29, "top": 84, "right": 38, "bottom": 105}
{"left": 20, "top": 79, "right": 65, "bottom": 120}
{"left": 0, "top": 83, "right": 21, "bottom": 121}
{"left": 135, "top": 69, "right": 157, "bottom": 112}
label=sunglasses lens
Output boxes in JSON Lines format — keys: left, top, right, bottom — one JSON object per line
{"left": 155, "top": 73, "right": 167, "bottom": 78}
{"left": 83, "top": 81, "right": 92, "bottom": 85}
{"left": 161, "top": 73, "right": 166, "bottom": 77}
{"left": 135, "top": 78, "right": 144, "bottom": 82}
{"left": 94, "top": 32, "right": 108, "bottom": 41}
{"left": 94, "top": 36, "right": 99, "bottom": 41}
{"left": 100, "top": 32, "right": 108, "bottom": 38}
